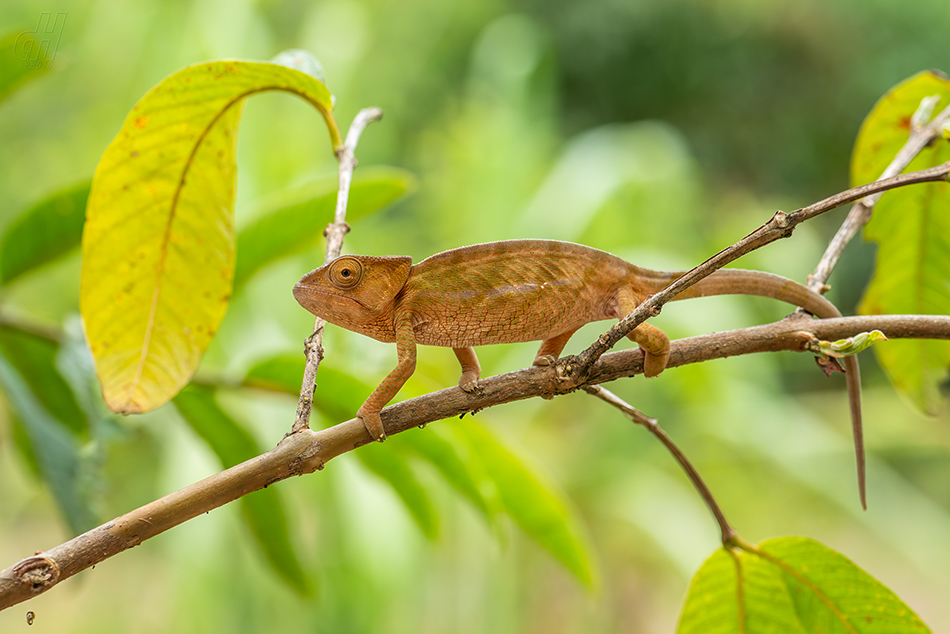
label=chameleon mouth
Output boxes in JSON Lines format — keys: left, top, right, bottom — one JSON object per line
{"left": 292, "top": 282, "right": 374, "bottom": 312}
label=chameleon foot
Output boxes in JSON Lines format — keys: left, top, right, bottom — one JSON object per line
{"left": 459, "top": 379, "right": 482, "bottom": 393}
{"left": 458, "top": 368, "right": 482, "bottom": 393}
{"left": 357, "top": 409, "right": 387, "bottom": 442}
{"left": 532, "top": 354, "right": 556, "bottom": 367}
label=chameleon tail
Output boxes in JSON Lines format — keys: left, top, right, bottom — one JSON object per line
{"left": 842, "top": 355, "right": 866, "bottom": 509}
{"left": 632, "top": 266, "right": 867, "bottom": 509}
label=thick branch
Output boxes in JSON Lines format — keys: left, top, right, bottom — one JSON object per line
{"left": 292, "top": 107, "right": 383, "bottom": 433}
{"left": 3, "top": 312, "right": 948, "bottom": 610}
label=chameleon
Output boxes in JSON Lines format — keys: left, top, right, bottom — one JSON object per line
{"left": 293, "top": 239, "right": 865, "bottom": 507}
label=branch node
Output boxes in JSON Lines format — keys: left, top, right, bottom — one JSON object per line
{"left": 11, "top": 555, "right": 59, "bottom": 594}
{"left": 322, "top": 221, "right": 351, "bottom": 238}
{"left": 772, "top": 210, "right": 789, "bottom": 228}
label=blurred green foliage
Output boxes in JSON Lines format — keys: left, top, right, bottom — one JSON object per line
{"left": 1, "top": 0, "right": 950, "bottom": 633}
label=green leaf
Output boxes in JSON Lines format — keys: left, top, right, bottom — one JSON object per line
{"left": 0, "top": 325, "right": 88, "bottom": 436}
{"left": 233, "top": 166, "right": 417, "bottom": 290}
{"left": 81, "top": 59, "right": 340, "bottom": 416}
{"left": 816, "top": 330, "right": 888, "bottom": 358}
{"left": 460, "top": 421, "right": 597, "bottom": 587}
{"left": 271, "top": 49, "right": 327, "bottom": 84}
{"left": 244, "top": 354, "right": 369, "bottom": 413}
{"left": 244, "top": 355, "right": 375, "bottom": 421}
{"left": 0, "top": 29, "right": 53, "bottom": 104}
{"left": 246, "top": 356, "right": 439, "bottom": 537}
{"left": 678, "top": 537, "right": 931, "bottom": 633}
{"left": 0, "top": 181, "right": 90, "bottom": 284}
{"left": 851, "top": 71, "right": 950, "bottom": 414}
{"left": 356, "top": 442, "right": 439, "bottom": 540}
{"left": 0, "top": 350, "right": 95, "bottom": 535}
{"left": 243, "top": 354, "right": 304, "bottom": 395}
{"left": 244, "top": 355, "right": 494, "bottom": 528}
{"left": 173, "top": 385, "right": 313, "bottom": 595}
{"left": 400, "top": 426, "right": 497, "bottom": 528}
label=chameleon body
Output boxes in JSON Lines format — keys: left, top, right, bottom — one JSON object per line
{"left": 294, "top": 239, "right": 865, "bottom": 505}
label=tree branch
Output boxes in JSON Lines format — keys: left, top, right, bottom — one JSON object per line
{"left": 570, "top": 161, "right": 950, "bottom": 375}
{"left": 3, "top": 311, "right": 948, "bottom": 610}
{"left": 292, "top": 107, "right": 383, "bottom": 434}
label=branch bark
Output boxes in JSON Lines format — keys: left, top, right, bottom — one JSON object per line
{"left": 3, "top": 312, "right": 949, "bottom": 610}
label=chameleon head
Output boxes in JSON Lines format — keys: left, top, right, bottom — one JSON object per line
{"left": 293, "top": 254, "right": 412, "bottom": 327}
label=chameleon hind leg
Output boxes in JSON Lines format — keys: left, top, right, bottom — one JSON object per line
{"left": 617, "top": 287, "right": 670, "bottom": 377}
{"left": 453, "top": 347, "right": 482, "bottom": 393}
{"left": 533, "top": 328, "right": 580, "bottom": 367}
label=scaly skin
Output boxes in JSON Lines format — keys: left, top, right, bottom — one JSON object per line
{"left": 293, "top": 239, "right": 866, "bottom": 507}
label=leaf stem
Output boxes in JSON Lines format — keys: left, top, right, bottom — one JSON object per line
{"left": 725, "top": 547, "right": 746, "bottom": 634}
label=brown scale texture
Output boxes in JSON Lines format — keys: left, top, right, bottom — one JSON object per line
{"left": 399, "top": 240, "right": 637, "bottom": 347}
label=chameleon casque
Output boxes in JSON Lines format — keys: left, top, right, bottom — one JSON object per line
{"left": 293, "top": 239, "right": 865, "bottom": 505}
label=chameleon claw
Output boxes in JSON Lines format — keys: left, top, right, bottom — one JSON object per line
{"left": 460, "top": 380, "right": 482, "bottom": 394}
{"left": 532, "top": 354, "right": 557, "bottom": 367}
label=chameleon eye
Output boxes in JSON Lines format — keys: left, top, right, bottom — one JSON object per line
{"left": 328, "top": 257, "right": 363, "bottom": 289}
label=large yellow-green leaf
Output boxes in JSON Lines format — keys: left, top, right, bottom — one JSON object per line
{"left": 678, "top": 537, "right": 930, "bottom": 633}
{"left": 852, "top": 71, "right": 950, "bottom": 414}
{"left": 81, "top": 60, "right": 339, "bottom": 414}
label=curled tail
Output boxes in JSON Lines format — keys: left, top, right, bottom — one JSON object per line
{"left": 633, "top": 266, "right": 867, "bottom": 509}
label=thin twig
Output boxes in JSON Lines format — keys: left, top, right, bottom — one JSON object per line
{"left": 807, "top": 101, "right": 950, "bottom": 292}
{"left": 571, "top": 161, "right": 950, "bottom": 374}
{"left": 2, "top": 311, "right": 949, "bottom": 610}
{"left": 583, "top": 385, "right": 736, "bottom": 544}
{"left": 292, "top": 107, "right": 383, "bottom": 434}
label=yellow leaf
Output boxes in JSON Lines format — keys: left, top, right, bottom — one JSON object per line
{"left": 81, "top": 60, "right": 339, "bottom": 413}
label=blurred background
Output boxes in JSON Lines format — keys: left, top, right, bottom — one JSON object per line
{"left": 1, "top": 0, "right": 949, "bottom": 632}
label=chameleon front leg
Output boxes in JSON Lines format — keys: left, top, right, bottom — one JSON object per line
{"left": 453, "top": 347, "right": 481, "bottom": 393}
{"left": 357, "top": 314, "right": 417, "bottom": 442}
{"left": 617, "top": 287, "right": 670, "bottom": 377}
